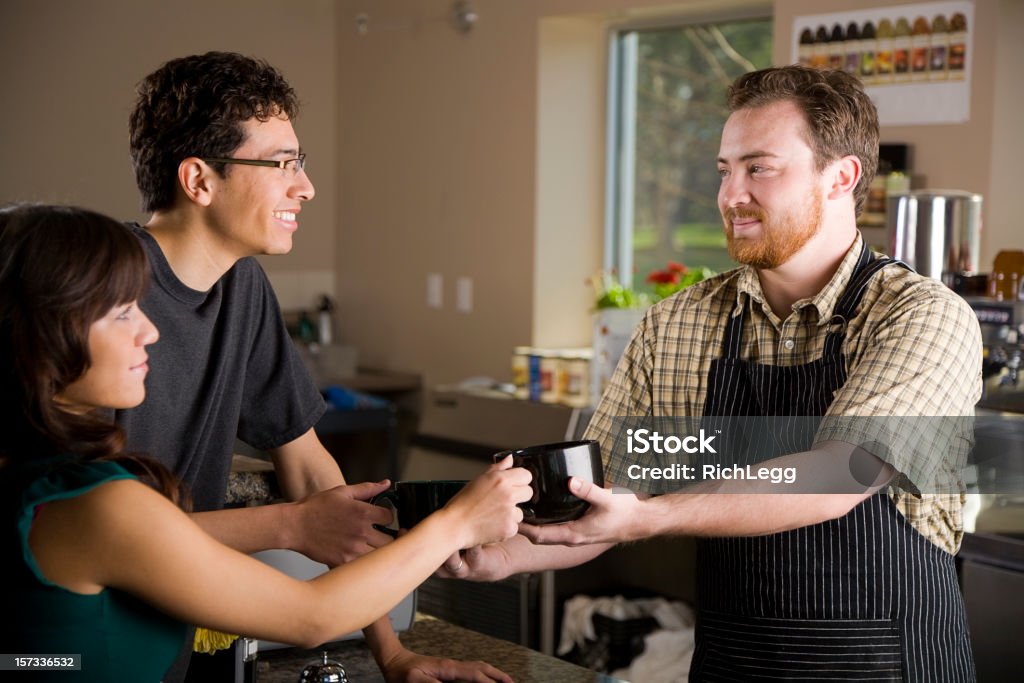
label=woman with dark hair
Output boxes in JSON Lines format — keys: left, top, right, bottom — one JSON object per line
{"left": 0, "top": 204, "right": 529, "bottom": 682}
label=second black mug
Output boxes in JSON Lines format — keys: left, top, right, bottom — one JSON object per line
{"left": 372, "top": 480, "right": 468, "bottom": 533}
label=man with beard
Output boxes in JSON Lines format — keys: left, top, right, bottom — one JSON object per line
{"left": 446, "top": 66, "right": 981, "bottom": 681}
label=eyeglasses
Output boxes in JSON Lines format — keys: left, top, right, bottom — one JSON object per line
{"left": 202, "top": 153, "right": 306, "bottom": 175}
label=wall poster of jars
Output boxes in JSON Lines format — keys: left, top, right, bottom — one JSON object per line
{"left": 791, "top": 1, "right": 972, "bottom": 125}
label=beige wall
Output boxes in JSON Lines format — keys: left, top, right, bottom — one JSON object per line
{"left": 337, "top": 0, "right": 1022, "bottom": 387}
{"left": 332, "top": 0, "right": 539, "bottom": 385}
{"left": 3, "top": 0, "right": 1022, "bottom": 390}
{"left": 333, "top": 0, "right": 766, "bottom": 386}
{"left": 533, "top": 16, "right": 608, "bottom": 350}
{"left": 987, "top": 0, "right": 1024, "bottom": 268}
{"left": 0, "top": 0, "right": 339, "bottom": 303}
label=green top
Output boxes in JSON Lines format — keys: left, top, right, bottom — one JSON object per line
{"left": 1, "top": 454, "right": 186, "bottom": 682}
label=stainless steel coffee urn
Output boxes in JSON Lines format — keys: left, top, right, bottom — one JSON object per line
{"left": 887, "top": 190, "right": 983, "bottom": 287}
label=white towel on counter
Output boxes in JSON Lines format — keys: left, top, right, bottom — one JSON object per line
{"left": 557, "top": 594, "right": 695, "bottom": 657}
{"left": 612, "top": 628, "right": 694, "bottom": 683}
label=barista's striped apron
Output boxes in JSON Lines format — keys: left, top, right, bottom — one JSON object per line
{"left": 690, "top": 245, "right": 975, "bottom": 681}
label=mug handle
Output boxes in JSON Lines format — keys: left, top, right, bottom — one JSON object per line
{"left": 519, "top": 460, "right": 542, "bottom": 521}
{"left": 371, "top": 490, "right": 399, "bottom": 538}
{"left": 494, "top": 451, "right": 539, "bottom": 520}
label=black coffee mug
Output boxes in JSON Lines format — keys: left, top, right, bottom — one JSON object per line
{"left": 372, "top": 480, "right": 468, "bottom": 535}
{"left": 493, "top": 439, "right": 603, "bottom": 524}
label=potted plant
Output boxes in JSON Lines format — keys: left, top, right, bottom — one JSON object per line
{"left": 590, "top": 262, "right": 712, "bottom": 403}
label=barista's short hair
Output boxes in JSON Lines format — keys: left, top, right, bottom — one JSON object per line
{"left": 129, "top": 51, "right": 299, "bottom": 213}
{"left": 727, "top": 65, "right": 879, "bottom": 216}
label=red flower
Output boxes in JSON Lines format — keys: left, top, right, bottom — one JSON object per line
{"left": 646, "top": 270, "right": 680, "bottom": 284}
{"left": 667, "top": 261, "right": 688, "bottom": 274}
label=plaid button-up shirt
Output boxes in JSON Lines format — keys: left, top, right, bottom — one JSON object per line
{"left": 585, "top": 233, "right": 983, "bottom": 553}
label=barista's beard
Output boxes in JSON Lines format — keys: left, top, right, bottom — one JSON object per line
{"left": 724, "top": 191, "right": 824, "bottom": 269}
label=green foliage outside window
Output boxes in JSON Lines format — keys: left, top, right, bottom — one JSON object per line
{"left": 623, "top": 18, "right": 773, "bottom": 294}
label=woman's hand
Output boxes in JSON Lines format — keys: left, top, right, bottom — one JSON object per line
{"left": 443, "top": 456, "right": 532, "bottom": 549}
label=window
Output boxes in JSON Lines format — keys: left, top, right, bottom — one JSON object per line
{"left": 606, "top": 16, "right": 773, "bottom": 293}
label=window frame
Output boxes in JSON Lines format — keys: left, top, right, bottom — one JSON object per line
{"left": 603, "top": 6, "right": 773, "bottom": 287}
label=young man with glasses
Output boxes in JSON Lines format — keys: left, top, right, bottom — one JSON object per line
{"left": 120, "top": 51, "right": 511, "bottom": 683}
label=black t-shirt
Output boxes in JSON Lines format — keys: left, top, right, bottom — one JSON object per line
{"left": 116, "top": 225, "right": 326, "bottom": 511}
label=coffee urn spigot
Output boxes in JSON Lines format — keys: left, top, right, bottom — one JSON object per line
{"left": 966, "top": 298, "right": 1024, "bottom": 413}
{"left": 1002, "top": 349, "right": 1021, "bottom": 388}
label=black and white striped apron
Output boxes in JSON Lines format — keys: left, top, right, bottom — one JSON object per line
{"left": 690, "top": 245, "right": 975, "bottom": 681}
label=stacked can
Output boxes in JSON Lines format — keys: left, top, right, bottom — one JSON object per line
{"left": 511, "top": 346, "right": 532, "bottom": 399}
{"left": 557, "top": 349, "right": 593, "bottom": 407}
{"left": 512, "top": 346, "right": 593, "bottom": 406}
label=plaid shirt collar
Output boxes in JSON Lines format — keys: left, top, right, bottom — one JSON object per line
{"left": 734, "top": 232, "right": 865, "bottom": 327}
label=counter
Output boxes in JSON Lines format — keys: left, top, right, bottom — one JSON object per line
{"left": 254, "top": 614, "right": 622, "bottom": 683}
{"left": 226, "top": 455, "right": 278, "bottom": 505}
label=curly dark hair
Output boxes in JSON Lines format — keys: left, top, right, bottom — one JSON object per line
{"left": 727, "top": 65, "right": 880, "bottom": 216}
{"left": 129, "top": 51, "right": 300, "bottom": 213}
{"left": 0, "top": 204, "right": 189, "bottom": 509}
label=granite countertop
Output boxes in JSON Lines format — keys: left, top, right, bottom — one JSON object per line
{"left": 226, "top": 455, "right": 279, "bottom": 506}
{"left": 255, "top": 614, "right": 623, "bottom": 683}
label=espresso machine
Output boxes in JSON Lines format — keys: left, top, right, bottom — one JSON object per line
{"left": 963, "top": 297, "right": 1024, "bottom": 413}
{"left": 888, "top": 190, "right": 1024, "bottom": 413}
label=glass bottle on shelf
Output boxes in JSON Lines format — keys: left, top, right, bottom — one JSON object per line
{"left": 990, "top": 250, "right": 1024, "bottom": 301}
